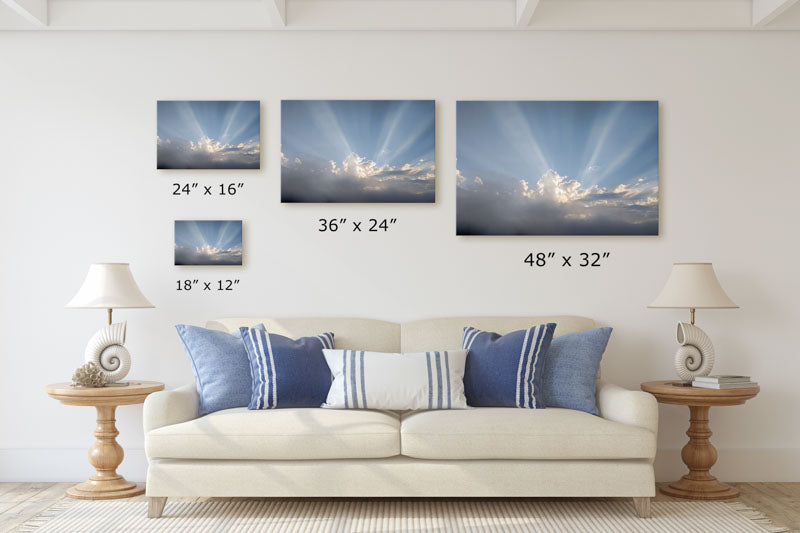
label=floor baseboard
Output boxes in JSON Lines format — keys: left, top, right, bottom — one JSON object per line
{"left": 654, "top": 448, "right": 800, "bottom": 482}
{"left": 2, "top": 448, "right": 799, "bottom": 482}
{"left": 0, "top": 448, "right": 147, "bottom": 482}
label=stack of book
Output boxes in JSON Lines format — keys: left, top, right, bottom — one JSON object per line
{"left": 692, "top": 375, "right": 758, "bottom": 389}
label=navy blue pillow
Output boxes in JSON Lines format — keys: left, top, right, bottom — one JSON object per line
{"left": 240, "top": 327, "right": 334, "bottom": 409}
{"left": 462, "top": 324, "right": 556, "bottom": 408}
{"left": 175, "top": 324, "right": 265, "bottom": 416}
{"left": 542, "top": 327, "right": 612, "bottom": 415}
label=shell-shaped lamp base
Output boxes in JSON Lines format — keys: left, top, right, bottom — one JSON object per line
{"left": 84, "top": 322, "right": 131, "bottom": 382}
{"left": 674, "top": 322, "right": 715, "bottom": 381}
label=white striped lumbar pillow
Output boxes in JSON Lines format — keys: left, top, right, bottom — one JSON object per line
{"left": 321, "top": 349, "right": 469, "bottom": 410}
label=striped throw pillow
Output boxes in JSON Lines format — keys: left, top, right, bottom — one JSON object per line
{"left": 321, "top": 349, "right": 468, "bottom": 410}
{"left": 240, "top": 327, "right": 334, "bottom": 409}
{"left": 462, "top": 323, "right": 556, "bottom": 408}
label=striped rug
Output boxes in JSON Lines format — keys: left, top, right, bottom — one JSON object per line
{"left": 17, "top": 499, "right": 788, "bottom": 532}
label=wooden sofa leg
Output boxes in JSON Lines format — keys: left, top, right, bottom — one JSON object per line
{"left": 148, "top": 497, "right": 167, "bottom": 518}
{"left": 633, "top": 497, "right": 651, "bottom": 518}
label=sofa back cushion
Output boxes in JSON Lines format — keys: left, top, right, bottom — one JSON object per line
{"left": 208, "top": 316, "right": 595, "bottom": 356}
{"left": 401, "top": 316, "right": 595, "bottom": 353}
{"left": 208, "top": 317, "right": 401, "bottom": 352}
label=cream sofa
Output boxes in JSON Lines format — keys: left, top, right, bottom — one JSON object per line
{"left": 143, "top": 316, "right": 658, "bottom": 518}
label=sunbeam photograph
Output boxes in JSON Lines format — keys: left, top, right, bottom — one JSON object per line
{"left": 174, "top": 220, "right": 243, "bottom": 266}
{"left": 157, "top": 100, "right": 260, "bottom": 169}
{"left": 281, "top": 100, "right": 435, "bottom": 203}
{"left": 456, "top": 100, "right": 659, "bottom": 235}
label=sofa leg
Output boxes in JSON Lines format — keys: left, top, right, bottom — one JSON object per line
{"left": 148, "top": 497, "right": 167, "bottom": 518}
{"left": 632, "top": 497, "right": 651, "bottom": 518}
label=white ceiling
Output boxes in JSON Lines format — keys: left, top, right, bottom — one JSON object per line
{"left": 1, "top": 0, "right": 799, "bottom": 30}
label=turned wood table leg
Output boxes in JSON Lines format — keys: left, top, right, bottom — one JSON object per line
{"left": 660, "top": 405, "right": 739, "bottom": 500}
{"left": 66, "top": 405, "right": 145, "bottom": 500}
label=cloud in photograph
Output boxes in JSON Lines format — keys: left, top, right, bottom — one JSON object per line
{"left": 174, "top": 220, "right": 242, "bottom": 266}
{"left": 457, "top": 168, "right": 658, "bottom": 235}
{"left": 456, "top": 100, "right": 659, "bottom": 235}
{"left": 158, "top": 101, "right": 260, "bottom": 169}
{"left": 281, "top": 100, "right": 435, "bottom": 203}
{"left": 281, "top": 151, "right": 435, "bottom": 203}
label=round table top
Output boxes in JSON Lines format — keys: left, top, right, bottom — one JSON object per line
{"left": 45, "top": 381, "right": 165, "bottom": 407}
{"left": 641, "top": 380, "right": 759, "bottom": 407}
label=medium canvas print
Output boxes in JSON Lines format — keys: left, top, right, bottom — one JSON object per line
{"left": 456, "top": 100, "right": 659, "bottom": 235}
{"left": 281, "top": 100, "right": 435, "bottom": 203}
{"left": 174, "top": 220, "right": 243, "bottom": 266}
{"left": 157, "top": 101, "right": 260, "bottom": 169}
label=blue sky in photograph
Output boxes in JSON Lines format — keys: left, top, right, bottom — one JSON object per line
{"left": 157, "top": 101, "right": 260, "bottom": 169}
{"left": 174, "top": 220, "right": 242, "bottom": 266}
{"left": 281, "top": 100, "right": 435, "bottom": 202}
{"left": 456, "top": 100, "right": 659, "bottom": 235}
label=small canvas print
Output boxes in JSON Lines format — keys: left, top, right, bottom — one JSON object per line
{"left": 281, "top": 100, "right": 435, "bottom": 203}
{"left": 157, "top": 101, "right": 260, "bottom": 169}
{"left": 174, "top": 220, "right": 243, "bottom": 266}
{"left": 456, "top": 100, "right": 659, "bottom": 235}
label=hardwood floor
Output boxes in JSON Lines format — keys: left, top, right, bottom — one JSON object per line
{"left": 0, "top": 482, "right": 798, "bottom": 532}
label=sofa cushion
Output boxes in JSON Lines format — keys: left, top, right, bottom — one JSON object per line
{"left": 400, "top": 408, "right": 655, "bottom": 460}
{"left": 462, "top": 324, "right": 556, "bottom": 408}
{"left": 175, "top": 324, "right": 265, "bottom": 416}
{"left": 542, "top": 327, "right": 613, "bottom": 415}
{"left": 322, "top": 349, "right": 469, "bottom": 410}
{"left": 146, "top": 408, "right": 400, "bottom": 460}
{"left": 240, "top": 327, "right": 334, "bottom": 410}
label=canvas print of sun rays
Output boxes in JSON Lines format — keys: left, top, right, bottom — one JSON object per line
{"left": 281, "top": 100, "right": 435, "bottom": 203}
{"left": 456, "top": 100, "right": 659, "bottom": 236}
{"left": 174, "top": 220, "right": 243, "bottom": 266}
{"left": 158, "top": 101, "right": 260, "bottom": 169}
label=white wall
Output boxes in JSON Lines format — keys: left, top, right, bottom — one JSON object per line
{"left": 0, "top": 30, "right": 798, "bottom": 483}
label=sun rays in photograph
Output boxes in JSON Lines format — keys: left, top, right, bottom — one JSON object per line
{"left": 456, "top": 100, "right": 659, "bottom": 236}
{"left": 158, "top": 101, "right": 260, "bottom": 170}
{"left": 174, "top": 220, "right": 243, "bottom": 266}
{"left": 281, "top": 100, "right": 435, "bottom": 203}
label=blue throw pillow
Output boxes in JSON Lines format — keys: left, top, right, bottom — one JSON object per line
{"left": 240, "top": 327, "right": 334, "bottom": 409}
{"left": 462, "top": 324, "right": 556, "bottom": 408}
{"left": 175, "top": 324, "right": 265, "bottom": 417}
{"left": 542, "top": 327, "right": 613, "bottom": 415}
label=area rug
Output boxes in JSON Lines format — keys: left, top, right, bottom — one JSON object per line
{"left": 16, "top": 499, "right": 788, "bottom": 533}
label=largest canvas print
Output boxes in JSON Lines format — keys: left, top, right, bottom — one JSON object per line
{"left": 281, "top": 100, "right": 435, "bottom": 203}
{"left": 457, "top": 101, "right": 659, "bottom": 235}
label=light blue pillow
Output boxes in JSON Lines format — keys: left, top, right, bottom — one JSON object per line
{"left": 462, "top": 324, "right": 556, "bottom": 408}
{"left": 542, "top": 327, "right": 613, "bottom": 415}
{"left": 240, "top": 327, "right": 334, "bottom": 409}
{"left": 175, "top": 324, "right": 264, "bottom": 416}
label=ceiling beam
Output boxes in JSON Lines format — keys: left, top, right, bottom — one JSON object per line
{"left": 2, "top": 0, "right": 796, "bottom": 31}
{"left": 1, "top": 0, "right": 47, "bottom": 26}
{"left": 752, "top": 0, "right": 800, "bottom": 26}
{"left": 516, "top": 0, "right": 540, "bottom": 26}
{"left": 264, "top": 0, "right": 286, "bottom": 26}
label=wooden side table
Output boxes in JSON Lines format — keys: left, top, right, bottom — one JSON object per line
{"left": 641, "top": 380, "right": 759, "bottom": 500}
{"left": 45, "top": 381, "right": 165, "bottom": 500}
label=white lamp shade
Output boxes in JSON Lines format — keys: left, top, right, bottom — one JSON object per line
{"left": 648, "top": 262, "right": 738, "bottom": 309}
{"left": 66, "top": 263, "right": 154, "bottom": 309}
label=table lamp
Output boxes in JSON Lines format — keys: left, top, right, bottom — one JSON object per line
{"left": 66, "top": 263, "right": 154, "bottom": 383}
{"left": 648, "top": 262, "right": 738, "bottom": 382}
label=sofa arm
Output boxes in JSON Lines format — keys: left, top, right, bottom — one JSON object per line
{"left": 596, "top": 380, "right": 658, "bottom": 435}
{"left": 143, "top": 383, "right": 199, "bottom": 433}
